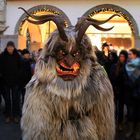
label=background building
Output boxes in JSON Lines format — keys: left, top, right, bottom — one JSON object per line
{"left": 1, "top": 0, "right": 140, "bottom": 52}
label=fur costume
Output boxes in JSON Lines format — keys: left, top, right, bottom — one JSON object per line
{"left": 20, "top": 8, "right": 117, "bottom": 140}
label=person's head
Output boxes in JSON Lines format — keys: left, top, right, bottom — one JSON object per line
{"left": 22, "top": 49, "right": 30, "bottom": 59}
{"left": 102, "top": 42, "right": 110, "bottom": 56}
{"left": 6, "top": 41, "right": 15, "bottom": 55}
{"left": 119, "top": 50, "right": 128, "bottom": 63}
{"left": 128, "top": 48, "right": 138, "bottom": 60}
{"left": 108, "top": 51, "right": 118, "bottom": 63}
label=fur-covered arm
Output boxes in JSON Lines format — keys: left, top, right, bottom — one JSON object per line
{"left": 90, "top": 65, "right": 115, "bottom": 140}
{"left": 21, "top": 79, "right": 52, "bottom": 140}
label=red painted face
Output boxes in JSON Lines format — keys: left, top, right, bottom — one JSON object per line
{"left": 54, "top": 43, "right": 84, "bottom": 81}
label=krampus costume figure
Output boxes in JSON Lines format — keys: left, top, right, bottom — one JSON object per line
{"left": 20, "top": 7, "right": 117, "bottom": 140}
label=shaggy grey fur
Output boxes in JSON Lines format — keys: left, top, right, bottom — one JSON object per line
{"left": 21, "top": 28, "right": 115, "bottom": 140}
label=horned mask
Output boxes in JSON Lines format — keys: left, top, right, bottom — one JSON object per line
{"left": 19, "top": 7, "right": 118, "bottom": 81}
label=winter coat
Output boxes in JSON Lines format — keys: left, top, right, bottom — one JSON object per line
{"left": 0, "top": 49, "right": 22, "bottom": 87}
{"left": 19, "top": 58, "right": 32, "bottom": 88}
{"left": 132, "top": 76, "right": 140, "bottom": 100}
{"left": 123, "top": 66, "right": 140, "bottom": 103}
{"left": 110, "top": 62, "right": 126, "bottom": 90}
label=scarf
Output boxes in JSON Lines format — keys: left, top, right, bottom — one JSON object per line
{"left": 125, "top": 57, "right": 140, "bottom": 82}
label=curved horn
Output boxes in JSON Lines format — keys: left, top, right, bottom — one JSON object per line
{"left": 77, "top": 21, "right": 113, "bottom": 43}
{"left": 86, "top": 14, "right": 120, "bottom": 25}
{"left": 19, "top": 7, "right": 68, "bottom": 42}
{"left": 75, "top": 14, "right": 120, "bottom": 31}
{"left": 27, "top": 17, "right": 68, "bottom": 42}
{"left": 18, "top": 7, "right": 53, "bottom": 20}
{"left": 76, "top": 14, "right": 118, "bottom": 43}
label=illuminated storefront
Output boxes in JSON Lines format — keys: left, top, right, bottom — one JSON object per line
{"left": 15, "top": 5, "right": 71, "bottom": 51}
{"left": 2, "top": 0, "right": 140, "bottom": 51}
{"left": 84, "top": 4, "right": 138, "bottom": 52}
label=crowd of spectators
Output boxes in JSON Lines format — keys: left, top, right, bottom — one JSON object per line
{"left": 96, "top": 42, "right": 140, "bottom": 140}
{"left": 0, "top": 41, "right": 40, "bottom": 123}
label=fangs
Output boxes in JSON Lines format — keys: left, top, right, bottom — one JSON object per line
{"left": 56, "top": 63, "right": 80, "bottom": 75}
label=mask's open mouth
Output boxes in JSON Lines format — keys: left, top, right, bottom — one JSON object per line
{"left": 56, "top": 62, "right": 80, "bottom": 76}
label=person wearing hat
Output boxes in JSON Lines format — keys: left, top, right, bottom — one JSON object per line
{"left": 19, "top": 49, "right": 32, "bottom": 105}
{"left": 0, "top": 41, "right": 22, "bottom": 123}
{"left": 102, "top": 42, "right": 110, "bottom": 57}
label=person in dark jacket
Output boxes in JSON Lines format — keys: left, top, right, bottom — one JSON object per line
{"left": 95, "top": 47, "right": 108, "bottom": 67}
{"left": 102, "top": 42, "right": 110, "bottom": 57}
{"left": 110, "top": 50, "right": 128, "bottom": 130}
{"left": 19, "top": 49, "right": 32, "bottom": 105}
{"left": 124, "top": 48, "right": 140, "bottom": 139}
{"left": 106, "top": 50, "right": 118, "bottom": 78}
{"left": 0, "top": 41, "right": 22, "bottom": 123}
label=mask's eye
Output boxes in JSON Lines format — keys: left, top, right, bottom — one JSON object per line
{"left": 73, "top": 51, "right": 80, "bottom": 57}
{"left": 59, "top": 50, "right": 66, "bottom": 55}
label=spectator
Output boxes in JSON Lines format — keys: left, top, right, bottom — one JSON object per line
{"left": 19, "top": 49, "right": 32, "bottom": 105}
{"left": 30, "top": 51, "right": 36, "bottom": 75}
{"left": 0, "top": 41, "right": 22, "bottom": 123}
{"left": 95, "top": 47, "right": 108, "bottom": 67}
{"left": 110, "top": 50, "right": 128, "bottom": 130}
{"left": 102, "top": 42, "right": 110, "bottom": 57}
{"left": 106, "top": 51, "right": 118, "bottom": 77}
{"left": 100, "top": 43, "right": 118, "bottom": 75}
{"left": 124, "top": 48, "right": 140, "bottom": 139}
{"left": 95, "top": 44, "right": 111, "bottom": 75}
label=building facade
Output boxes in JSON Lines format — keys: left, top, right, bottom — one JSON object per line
{"left": 1, "top": 0, "right": 140, "bottom": 51}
